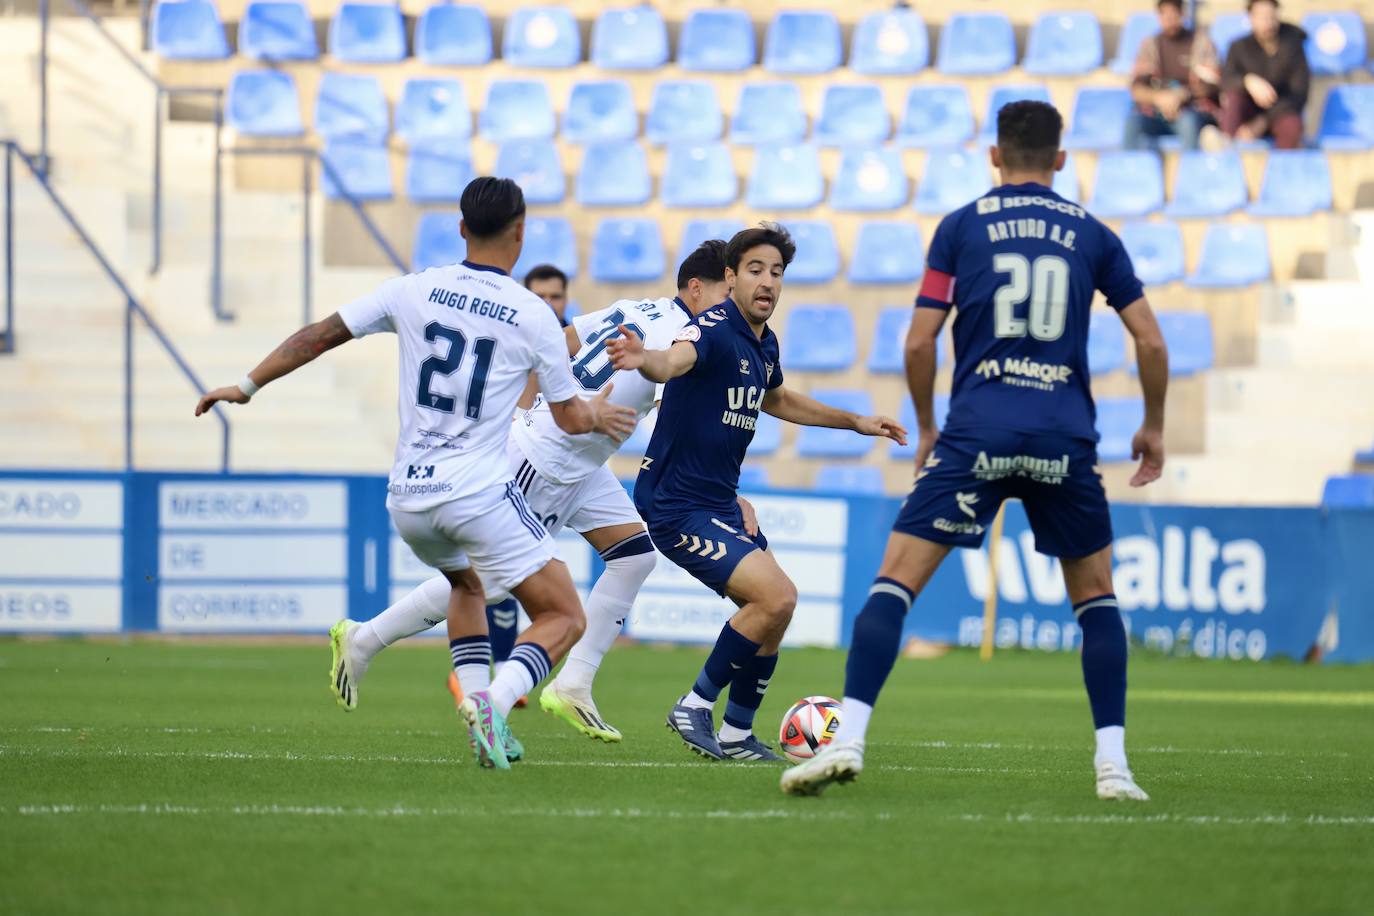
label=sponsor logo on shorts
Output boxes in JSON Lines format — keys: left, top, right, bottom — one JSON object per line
{"left": 975, "top": 357, "right": 1073, "bottom": 392}
{"left": 972, "top": 451, "right": 1070, "bottom": 485}
{"left": 934, "top": 491, "right": 985, "bottom": 536}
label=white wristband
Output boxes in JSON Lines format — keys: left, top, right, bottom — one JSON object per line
{"left": 238, "top": 375, "right": 260, "bottom": 397}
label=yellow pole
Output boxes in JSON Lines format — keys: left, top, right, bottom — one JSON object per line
{"left": 979, "top": 503, "right": 1008, "bottom": 662}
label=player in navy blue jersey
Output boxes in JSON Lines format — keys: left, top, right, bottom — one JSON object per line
{"left": 607, "top": 223, "right": 906, "bottom": 762}
{"left": 782, "top": 101, "right": 1170, "bottom": 800}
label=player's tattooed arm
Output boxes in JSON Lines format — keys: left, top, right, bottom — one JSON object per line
{"left": 606, "top": 328, "right": 697, "bottom": 382}
{"left": 762, "top": 387, "right": 907, "bottom": 445}
{"left": 904, "top": 306, "right": 948, "bottom": 471}
{"left": 195, "top": 313, "right": 354, "bottom": 416}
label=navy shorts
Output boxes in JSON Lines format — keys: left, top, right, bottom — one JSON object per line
{"left": 644, "top": 505, "right": 769, "bottom": 597}
{"left": 894, "top": 429, "right": 1112, "bottom": 559}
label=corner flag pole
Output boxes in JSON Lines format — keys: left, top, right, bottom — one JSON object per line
{"left": 979, "top": 504, "right": 1008, "bottom": 662}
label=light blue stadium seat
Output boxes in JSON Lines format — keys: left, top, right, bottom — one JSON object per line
{"left": 1166, "top": 151, "right": 1248, "bottom": 217}
{"left": 868, "top": 306, "right": 913, "bottom": 373}
{"left": 1087, "top": 151, "right": 1164, "bottom": 217}
{"left": 738, "top": 465, "right": 772, "bottom": 490}
{"left": 240, "top": 1, "right": 317, "bottom": 61}
{"left": 514, "top": 217, "right": 577, "bottom": 279}
{"left": 815, "top": 464, "right": 885, "bottom": 495}
{"left": 830, "top": 147, "right": 907, "bottom": 211}
{"left": 415, "top": 3, "right": 492, "bottom": 66}
{"left": 646, "top": 81, "right": 722, "bottom": 144}
{"left": 1095, "top": 398, "right": 1145, "bottom": 462}
{"left": 731, "top": 83, "right": 807, "bottom": 145}
{"left": 679, "top": 8, "right": 755, "bottom": 72}
{"left": 850, "top": 8, "right": 929, "bottom": 75}
{"left": 590, "top": 219, "right": 665, "bottom": 283}
{"left": 815, "top": 84, "right": 891, "bottom": 146}
{"left": 1121, "top": 220, "right": 1185, "bottom": 286}
{"left": 1316, "top": 85, "right": 1374, "bottom": 150}
{"left": 782, "top": 306, "right": 857, "bottom": 371}
{"left": 504, "top": 6, "right": 580, "bottom": 68}
{"left": 896, "top": 85, "right": 975, "bottom": 147}
{"left": 396, "top": 79, "right": 469, "bottom": 145}
{"left": 797, "top": 391, "right": 874, "bottom": 457}
{"left": 978, "top": 84, "right": 1051, "bottom": 144}
{"left": 479, "top": 80, "right": 555, "bottom": 141}
{"left": 676, "top": 218, "right": 745, "bottom": 265}
{"left": 152, "top": 1, "right": 229, "bottom": 60}
{"left": 1054, "top": 151, "right": 1081, "bottom": 202}
{"left": 1249, "top": 150, "right": 1333, "bottom": 217}
{"left": 914, "top": 147, "right": 991, "bottom": 215}
{"left": 1024, "top": 12, "right": 1103, "bottom": 75}
{"left": 314, "top": 72, "right": 388, "bottom": 142}
{"left": 1087, "top": 311, "right": 1126, "bottom": 374}
{"left": 1154, "top": 311, "right": 1213, "bottom": 375}
{"left": 764, "top": 10, "right": 843, "bottom": 74}
{"left": 320, "top": 141, "right": 392, "bottom": 201}
{"left": 1110, "top": 12, "right": 1159, "bottom": 74}
{"left": 494, "top": 139, "right": 563, "bottom": 205}
{"left": 412, "top": 211, "right": 466, "bottom": 271}
{"left": 226, "top": 70, "right": 303, "bottom": 136}
{"left": 617, "top": 409, "right": 656, "bottom": 456}
{"left": 1356, "top": 442, "right": 1374, "bottom": 464}
{"left": 576, "top": 141, "right": 650, "bottom": 206}
{"left": 1186, "top": 223, "right": 1270, "bottom": 288}
{"left": 1303, "top": 13, "right": 1367, "bottom": 75}
{"left": 1210, "top": 13, "right": 1251, "bottom": 61}
{"left": 848, "top": 221, "right": 923, "bottom": 284}
{"left": 747, "top": 144, "right": 824, "bottom": 210}
{"left": 891, "top": 395, "right": 950, "bottom": 458}
{"left": 563, "top": 80, "right": 636, "bottom": 144}
{"left": 662, "top": 143, "right": 736, "bottom": 208}
{"left": 937, "top": 13, "right": 1016, "bottom": 75}
{"left": 786, "top": 221, "right": 841, "bottom": 283}
{"left": 405, "top": 144, "right": 473, "bottom": 203}
{"left": 1064, "top": 87, "right": 1132, "bottom": 149}
{"left": 592, "top": 7, "right": 668, "bottom": 69}
{"left": 751, "top": 413, "right": 783, "bottom": 455}
{"left": 1322, "top": 474, "right": 1374, "bottom": 507}
{"left": 329, "top": 3, "right": 406, "bottom": 63}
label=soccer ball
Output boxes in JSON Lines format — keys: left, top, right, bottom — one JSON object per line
{"left": 778, "top": 696, "right": 841, "bottom": 763}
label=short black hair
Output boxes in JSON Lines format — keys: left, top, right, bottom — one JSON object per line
{"left": 523, "top": 263, "right": 567, "bottom": 289}
{"left": 996, "top": 100, "right": 1064, "bottom": 173}
{"left": 460, "top": 176, "right": 526, "bottom": 239}
{"left": 1246, "top": 0, "right": 1277, "bottom": 11}
{"left": 724, "top": 222, "right": 796, "bottom": 273}
{"left": 1157, "top": 0, "right": 1183, "bottom": 11}
{"left": 676, "top": 239, "right": 728, "bottom": 290}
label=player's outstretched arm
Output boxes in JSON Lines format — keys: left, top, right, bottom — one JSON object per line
{"left": 761, "top": 386, "right": 907, "bottom": 445}
{"left": 1118, "top": 297, "right": 1169, "bottom": 487}
{"left": 194, "top": 313, "right": 354, "bottom": 416}
{"left": 905, "top": 307, "right": 948, "bottom": 472}
{"left": 547, "top": 386, "right": 638, "bottom": 440}
{"left": 605, "top": 328, "right": 697, "bottom": 383}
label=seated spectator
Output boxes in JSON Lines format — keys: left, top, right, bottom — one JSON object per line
{"left": 1125, "top": 0, "right": 1221, "bottom": 151}
{"left": 1221, "top": 0, "right": 1309, "bottom": 149}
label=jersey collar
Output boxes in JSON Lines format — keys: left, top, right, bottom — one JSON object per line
{"left": 722, "top": 297, "right": 774, "bottom": 343}
{"left": 671, "top": 296, "right": 693, "bottom": 318}
{"left": 461, "top": 260, "right": 508, "bottom": 276}
{"left": 1000, "top": 181, "right": 1053, "bottom": 194}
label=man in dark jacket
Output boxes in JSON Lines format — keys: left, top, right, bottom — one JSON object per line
{"left": 1221, "top": 0, "right": 1309, "bottom": 148}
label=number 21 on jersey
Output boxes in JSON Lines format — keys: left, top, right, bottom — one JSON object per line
{"left": 416, "top": 321, "right": 497, "bottom": 419}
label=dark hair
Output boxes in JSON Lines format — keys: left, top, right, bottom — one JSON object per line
{"left": 1245, "top": 0, "right": 1277, "bottom": 11}
{"left": 996, "top": 100, "right": 1064, "bottom": 173}
{"left": 1157, "top": 0, "right": 1183, "bottom": 10}
{"left": 523, "top": 263, "right": 567, "bottom": 289}
{"left": 460, "top": 177, "right": 526, "bottom": 239}
{"left": 724, "top": 222, "right": 796, "bottom": 272}
{"left": 676, "top": 239, "right": 728, "bottom": 290}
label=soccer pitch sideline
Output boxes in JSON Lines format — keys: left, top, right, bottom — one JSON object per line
{"left": 1, "top": 640, "right": 1370, "bottom": 916}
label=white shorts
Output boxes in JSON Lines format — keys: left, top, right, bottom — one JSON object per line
{"left": 507, "top": 437, "right": 642, "bottom": 537}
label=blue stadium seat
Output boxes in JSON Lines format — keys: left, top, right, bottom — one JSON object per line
{"left": 676, "top": 218, "right": 745, "bottom": 265}
{"left": 1024, "top": 12, "right": 1103, "bottom": 75}
{"left": 1054, "top": 152, "right": 1081, "bottom": 202}
{"left": 1087, "top": 151, "right": 1164, "bottom": 217}
{"left": 504, "top": 6, "right": 580, "bottom": 68}
{"left": 415, "top": 3, "right": 492, "bottom": 66}
{"left": 1323, "top": 474, "right": 1374, "bottom": 506}
{"left": 850, "top": 8, "right": 929, "bottom": 75}
{"left": 1356, "top": 442, "right": 1374, "bottom": 464}
{"left": 978, "top": 84, "right": 1051, "bottom": 144}
{"left": 1166, "top": 151, "right": 1248, "bottom": 217}
{"left": 937, "top": 13, "right": 1016, "bottom": 75}
{"left": 590, "top": 219, "right": 665, "bottom": 283}
{"left": 815, "top": 84, "right": 891, "bottom": 146}
{"left": 1303, "top": 13, "right": 1367, "bottom": 75}
{"left": 225, "top": 70, "right": 303, "bottom": 136}
{"left": 896, "top": 85, "right": 975, "bottom": 147}
{"left": 1154, "top": 311, "right": 1213, "bottom": 375}
{"left": 891, "top": 395, "right": 950, "bottom": 458}
{"left": 751, "top": 413, "right": 783, "bottom": 455}
{"left": 1095, "top": 398, "right": 1145, "bottom": 462}
{"left": 815, "top": 464, "right": 885, "bottom": 495}
{"left": 1316, "top": 85, "right": 1374, "bottom": 150}
{"left": 396, "top": 79, "right": 469, "bottom": 145}
{"left": 1064, "top": 87, "right": 1132, "bottom": 149}
{"left": 782, "top": 306, "right": 857, "bottom": 371}
{"left": 239, "top": 1, "right": 317, "bottom": 61}
{"left": 405, "top": 144, "right": 473, "bottom": 203}
{"left": 563, "top": 80, "right": 636, "bottom": 144}
{"left": 1110, "top": 12, "right": 1159, "bottom": 74}
{"left": 1120, "top": 220, "right": 1185, "bottom": 286}
{"left": 914, "top": 147, "right": 991, "bottom": 215}
{"left": 320, "top": 141, "right": 392, "bottom": 201}
{"left": 1210, "top": 13, "right": 1250, "bottom": 61}
{"left": 576, "top": 141, "right": 650, "bottom": 206}
{"left": 786, "top": 221, "right": 841, "bottom": 283}
{"left": 738, "top": 465, "right": 772, "bottom": 490}
{"left": 868, "top": 307, "right": 915, "bottom": 373}
{"left": 662, "top": 144, "right": 736, "bottom": 208}
{"left": 646, "top": 81, "right": 722, "bottom": 145}
{"left": 764, "top": 10, "right": 843, "bottom": 74}
{"left": 314, "top": 72, "right": 388, "bottom": 142}
{"left": 746, "top": 144, "right": 824, "bottom": 210}
{"left": 1249, "top": 150, "right": 1333, "bottom": 217}
{"left": 848, "top": 222, "right": 923, "bottom": 284}
{"left": 679, "top": 8, "right": 755, "bottom": 72}
{"left": 412, "top": 211, "right": 466, "bottom": 271}
{"left": 830, "top": 147, "right": 907, "bottom": 211}
{"left": 592, "top": 7, "right": 668, "bottom": 69}
{"left": 730, "top": 83, "right": 807, "bottom": 145}
{"left": 152, "top": 1, "right": 229, "bottom": 60}
{"left": 494, "top": 139, "right": 564, "bottom": 205}
{"left": 514, "top": 217, "right": 577, "bottom": 279}
{"left": 617, "top": 408, "right": 657, "bottom": 456}
{"left": 1087, "top": 312, "right": 1126, "bottom": 374}
{"left": 797, "top": 391, "right": 874, "bottom": 458}
{"left": 329, "top": 2, "right": 406, "bottom": 63}
{"left": 1186, "top": 223, "right": 1270, "bottom": 288}
{"left": 479, "top": 80, "right": 555, "bottom": 141}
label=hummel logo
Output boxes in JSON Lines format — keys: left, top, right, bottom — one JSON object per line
{"left": 697, "top": 308, "right": 728, "bottom": 329}
{"left": 739, "top": 358, "right": 750, "bottom": 374}
{"left": 679, "top": 535, "right": 728, "bottom": 560}
{"left": 956, "top": 491, "right": 979, "bottom": 519}
{"left": 729, "top": 662, "right": 743, "bottom": 670}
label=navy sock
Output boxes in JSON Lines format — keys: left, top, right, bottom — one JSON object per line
{"left": 486, "top": 598, "right": 519, "bottom": 664}
{"left": 691, "top": 623, "right": 761, "bottom": 702}
{"left": 724, "top": 652, "right": 779, "bottom": 730}
{"left": 1076, "top": 594, "right": 1127, "bottom": 728}
{"left": 843, "top": 578, "right": 914, "bottom": 706}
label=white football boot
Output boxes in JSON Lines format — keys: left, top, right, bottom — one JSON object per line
{"left": 779, "top": 740, "right": 865, "bottom": 796}
{"left": 1095, "top": 760, "right": 1150, "bottom": 801}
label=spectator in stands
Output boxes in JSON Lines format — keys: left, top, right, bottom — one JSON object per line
{"left": 1124, "top": 0, "right": 1221, "bottom": 151}
{"left": 1220, "top": 0, "right": 1309, "bottom": 149}
{"left": 523, "top": 263, "right": 570, "bottom": 328}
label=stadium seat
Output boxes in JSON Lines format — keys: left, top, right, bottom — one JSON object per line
{"left": 1110, "top": 12, "right": 1159, "bottom": 74}
{"left": 1356, "top": 442, "right": 1374, "bottom": 464}
{"left": 1095, "top": 398, "right": 1144, "bottom": 462}
{"left": 590, "top": 219, "right": 665, "bottom": 283}
{"left": 764, "top": 10, "right": 843, "bottom": 74}
{"left": 914, "top": 147, "right": 991, "bottom": 215}
{"left": 1248, "top": 150, "right": 1333, "bottom": 217}
{"left": 815, "top": 85, "right": 891, "bottom": 146}
{"left": 896, "top": 85, "right": 975, "bottom": 147}
{"left": 978, "top": 84, "right": 1051, "bottom": 144}
{"left": 738, "top": 465, "right": 771, "bottom": 490}
{"left": 494, "top": 139, "right": 564, "bottom": 205}
{"left": 1210, "top": 13, "right": 1250, "bottom": 61}
{"left": 225, "top": 70, "right": 303, "bottom": 136}
{"left": 415, "top": 3, "right": 492, "bottom": 66}
{"left": 1154, "top": 311, "right": 1213, "bottom": 375}
{"left": 1165, "top": 151, "right": 1248, "bottom": 217}
{"left": 1087, "top": 151, "right": 1164, "bottom": 217}
{"left": 1186, "top": 223, "right": 1271, "bottom": 288}
{"left": 1120, "top": 220, "right": 1185, "bottom": 286}
{"left": 1302, "top": 13, "right": 1367, "bottom": 75}
{"left": 320, "top": 141, "right": 392, "bottom": 201}
{"left": 1054, "top": 152, "right": 1081, "bottom": 202}
{"left": 678, "top": 8, "right": 755, "bottom": 72}
{"left": 815, "top": 464, "right": 885, "bottom": 495}
{"left": 850, "top": 8, "right": 929, "bottom": 75}
{"left": 563, "top": 80, "right": 637, "bottom": 144}
{"left": 1316, "top": 85, "right": 1374, "bottom": 150}
{"left": 746, "top": 144, "right": 824, "bottom": 210}
{"left": 239, "top": 1, "right": 317, "bottom": 61}
{"left": 830, "top": 147, "right": 907, "bottom": 211}
{"left": 730, "top": 83, "right": 807, "bottom": 145}
{"left": 676, "top": 218, "right": 745, "bottom": 265}
{"left": 1063, "top": 87, "right": 1132, "bottom": 150}
{"left": 329, "top": 3, "right": 406, "bottom": 63}
{"left": 848, "top": 221, "right": 923, "bottom": 284}
{"left": 314, "top": 72, "right": 388, "bottom": 142}
{"left": 751, "top": 413, "right": 783, "bottom": 456}
{"left": 937, "top": 13, "right": 1016, "bottom": 75}
{"left": 592, "top": 7, "right": 668, "bottom": 69}
{"left": 396, "top": 79, "right": 469, "bottom": 145}
{"left": 1322, "top": 474, "right": 1374, "bottom": 507}
{"left": 479, "top": 80, "right": 555, "bottom": 141}
{"left": 576, "top": 141, "right": 650, "bottom": 206}
{"left": 662, "top": 144, "right": 736, "bottom": 208}
{"left": 782, "top": 306, "right": 857, "bottom": 371}
{"left": 868, "top": 306, "right": 918, "bottom": 374}
{"left": 1026, "top": 12, "right": 1103, "bottom": 76}
{"left": 646, "top": 81, "right": 722, "bottom": 145}
{"left": 152, "top": 1, "right": 229, "bottom": 60}
{"left": 890, "top": 396, "right": 951, "bottom": 458}
{"left": 617, "top": 408, "right": 657, "bottom": 456}
{"left": 504, "top": 6, "right": 580, "bottom": 68}
{"left": 405, "top": 144, "right": 473, "bottom": 203}
{"left": 797, "top": 391, "right": 874, "bottom": 457}
{"left": 1087, "top": 312, "right": 1126, "bottom": 374}
{"left": 786, "top": 221, "right": 841, "bottom": 284}
{"left": 412, "top": 210, "right": 466, "bottom": 271}
{"left": 513, "top": 217, "right": 577, "bottom": 279}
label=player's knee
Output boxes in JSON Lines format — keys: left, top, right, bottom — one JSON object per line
{"left": 762, "top": 580, "right": 798, "bottom": 625}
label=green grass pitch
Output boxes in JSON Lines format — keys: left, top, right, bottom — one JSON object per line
{"left": 2, "top": 638, "right": 1371, "bottom": 915}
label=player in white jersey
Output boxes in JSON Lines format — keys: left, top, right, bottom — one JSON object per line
{"left": 195, "top": 178, "right": 637, "bottom": 769}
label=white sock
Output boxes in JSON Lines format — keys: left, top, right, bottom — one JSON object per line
{"left": 681, "top": 691, "right": 715, "bottom": 710}
{"left": 349, "top": 576, "right": 450, "bottom": 681}
{"left": 718, "top": 722, "right": 751, "bottom": 743}
{"left": 1095, "top": 725, "right": 1127, "bottom": 769}
{"left": 457, "top": 665, "right": 490, "bottom": 696}
{"left": 557, "top": 547, "right": 654, "bottom": 691}
{"left": 492, "top": 660, "right": 507, "bottom": 681}
{"left": 832, "top": 697, "right": 873, "bottom": 746}
{"left": 488, "top": 644, "right": 552, "bottom": 717}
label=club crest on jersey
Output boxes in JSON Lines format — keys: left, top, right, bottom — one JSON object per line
{"left": 765, "top": 362, "right": 774, "bottom": 382}
{"left": 675, "top": 325, "right": 701, "bottom": 343}
{"left": 976, "top": 196, "right": 1002, "bottom": 215}
{"left": 739, "top": 359, "right": 750, "bottom": 375}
